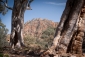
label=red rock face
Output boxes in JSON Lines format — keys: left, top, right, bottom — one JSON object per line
{"left": 23, "top": 18, "right": 58, "bottom": 38}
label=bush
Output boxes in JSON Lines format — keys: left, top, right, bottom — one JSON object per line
{"left": 24, "top": 35, "right": 48, "bottom": 50}
{"left": 0, "top": 19, "right": 9, "bottom": 48}
{"left": 0, "top": 53, "right": 9, "bottom": 57}
{"left": 41, "top": 27, "right": 55, "bottom": 39}
{"left": 41, "top": 34, "right": 48, "bottom": 39}
{"left": 43, "top": 27, "right": 55, "bottom": 35}
{"left": 24, "top": 27, "right": 56, "bottom": 50}
{"left": 0, "top": 53, "right": 3, "bottom": 57}
{"left": 41, "top": 27, "right": 56, "bottom": 48}
{"left": 24, "top": 35, "right": 37, "bottom": 45}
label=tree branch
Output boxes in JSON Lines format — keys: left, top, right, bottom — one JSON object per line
{"left": 26, "top": 0, "right": 33, "bottom": 10}
{"left": 26, "top": 6, "right": 32, "bottom": 10}
{"left": 0, "top": 0, "right": 13, "bottom": 10}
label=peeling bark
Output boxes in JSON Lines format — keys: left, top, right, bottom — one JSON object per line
{"left": 10, "top": 0, "right": 30, "bottom": 49}
{"left": 46, "top": 0, "right": 75, "bottom": 54}
{"left": 52, "top": 0, "right": 84, "bottom": 53}
{"left": 67, "top": 5, "right": 85, "bottom": 54}
{"left": 41, "top": 0, "right": 85, "bottom": 56}
{"left": 58, "top": 0, "right": 84, "bottom": 52}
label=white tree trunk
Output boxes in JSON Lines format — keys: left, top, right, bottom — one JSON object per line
{"left": 10, "top": 0, "right": 28, "bottom": 49}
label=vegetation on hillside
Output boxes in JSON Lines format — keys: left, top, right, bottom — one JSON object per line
{"left": 24, "top": 27, "right": 56, "bottom": 50}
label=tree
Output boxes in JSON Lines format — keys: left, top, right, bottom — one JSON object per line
{"left": 0, "top": 0, "right": 33, "bottom": 49}
{"left": 0, "top": 0, "right": 8, "bottom": 15}
{"left": 0, "top": 19, "right": 8, "bottom": 47}
{"left": 41, "top": 0, "right": 85, "bottom": 56}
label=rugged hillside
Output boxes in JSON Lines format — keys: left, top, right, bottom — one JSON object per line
{"left": 6, "top": 18, "right": 58, "bottom": 42}
{"left": 24, "top": 18, "right": 58, "bottom": 38}
{"left": 6, "top": 18, "right": 58, "bottom": 49}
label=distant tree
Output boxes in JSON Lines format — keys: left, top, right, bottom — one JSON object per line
{"left": 0, "top": 19, "right": 8, "bottom": 47}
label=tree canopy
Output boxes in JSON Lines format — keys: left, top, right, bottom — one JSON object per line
{"left": 0, "top": 0, "right": 8, "bottom": 15}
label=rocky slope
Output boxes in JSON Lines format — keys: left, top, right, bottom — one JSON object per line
{"left": 6, "top": 18, "right": 58, "bottom": 42}
{"left": 24, "top": 18, "right": 58, "bottom": 38}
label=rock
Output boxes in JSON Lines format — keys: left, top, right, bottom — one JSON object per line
{"left": 24, "top": 18, "right": 58, "bottom": 38}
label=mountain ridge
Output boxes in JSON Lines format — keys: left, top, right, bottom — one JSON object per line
{"left": 23, "top": 18, "right": 58, "bottom": 38}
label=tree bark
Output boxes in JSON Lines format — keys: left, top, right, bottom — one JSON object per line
{"left": 57, "top": 0, "right": 84, "bottom": 53}
{"left": 41, "top": 0, "right": 85, "bottom": 56}
{"left": 68, "top": 4, "right": 85, "bottom": 54}
{"left": 10, "top": 0, "right": 28, "bottom": 49}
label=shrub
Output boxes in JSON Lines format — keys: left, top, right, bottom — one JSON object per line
{"left": 0, "top": 53, "right": 9, "bottom": 57}
{"left": 41, "top": 27, "right": 56, "bottom": 48}
{"left": 24, "top": 35, "right": 48, "bottom": 50}
{"left": 0, "top": 53, "right": 3, "bottom": 57}
{"left": 0, "top": 19, "right": 9, "bottom": 48}
{"left": 42, "top": 27, "right": 55, "bottom": 36}
{"left": 41, "top": 27, "right": 55, "bottom": 39}
{"left": 24, "top": 27, "right": 56, "bottom": 50}
{"left": 24, "top": 35, "right": 37, "bottom": 45}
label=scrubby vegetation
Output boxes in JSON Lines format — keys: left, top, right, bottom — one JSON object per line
{"left": 24, "top": 35, "right": 48, "bottom": 50}
{"left": 24, "top": 27, "right": 56, "bottom": 50}
{"left": 0, "top": 19, "right": 9, "bottom": 48}
{"left": 0, "top": 53, "right": 9, "bottom": 57}
{"left": 0, "top": 19, "right": 9, "bottom": 57}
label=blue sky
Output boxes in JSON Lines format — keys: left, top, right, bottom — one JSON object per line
{"left": 0, "top": 0, "right": 67, "bottom": 34}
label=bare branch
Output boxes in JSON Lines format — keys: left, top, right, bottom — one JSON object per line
{"left": 29, "top": 0, "right": 33, "bottom": 4}
{"left": 26, "top": 0, "right": 33, "bottom": 10}
{"left": 0, "top": 0, "right": 13, "bottom": 10}
{"left": 26, "top": 6, "right": 32, "bottom": 10}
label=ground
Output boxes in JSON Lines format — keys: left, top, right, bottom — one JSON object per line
{"left": 1, "top": 47, "right": 85, "bottom": 57}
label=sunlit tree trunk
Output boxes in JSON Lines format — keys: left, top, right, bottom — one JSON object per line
{"left": 41, "top": 0, "right": 85, "bottom": 56}
{"left": 10, "top": 0, "right": 32, "bottom": 49}
{"left": 67, "top": 7, "right": 85, "bottom": 54}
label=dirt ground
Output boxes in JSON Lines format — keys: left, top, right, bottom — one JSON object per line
{"left": 1, "top": 47, "right": 85, "bottom": 57}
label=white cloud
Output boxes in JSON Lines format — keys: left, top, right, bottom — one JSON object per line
{"left": 44, "top": 2, "right": 66, "bottom": 6}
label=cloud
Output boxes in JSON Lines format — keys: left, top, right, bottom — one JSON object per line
{"left": 44, "top": 2, "right": 66, "bottom": 6}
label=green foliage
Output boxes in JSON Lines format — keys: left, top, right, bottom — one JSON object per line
{"left": 0, "top": 0, "right": 8, "bottom": 15}
{"left": 0, "top": 53, "right": 9, "bottom": 57}
{"left": 0, "top": 19, "right": 9, "bottom": 48}
{"left": 41, "top": 34, "right": 48, "bottom": 39}
{"left": 41, "top": 27, "right": 55, "bottom": 39}
{"left": 41, "top": 27, "right": 56, "bottom": 48}
{"left": 24, "top": 35, "right": 48, "bottom": 50}
{"left": 24, "top": 27, "right": 56, "bottom": 50}
{"left": 0, "top": 53, "right": 3, "bottom": 57}
{"left": 24, "top": 35, "right": 36, "bottom": 45}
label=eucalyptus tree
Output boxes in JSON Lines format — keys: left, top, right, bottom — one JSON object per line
{"left": 0, "top": 0, "right": 33, "bottom": 49}
{"left": 41, "top": 0, "right": 85, "bottom": 56}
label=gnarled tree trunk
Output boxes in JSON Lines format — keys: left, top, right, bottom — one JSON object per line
{"left": 67, "top": 5, "right": 85, "bottom": 54}
{"left": 41, "top": 0, "right": 85, "bottom": 56}
{"left": 10, "top": 0, "right": 32, "bottom": 49}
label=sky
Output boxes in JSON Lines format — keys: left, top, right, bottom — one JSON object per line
{"left": 0, "top": 0, "right": 67, "bottom": 34}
